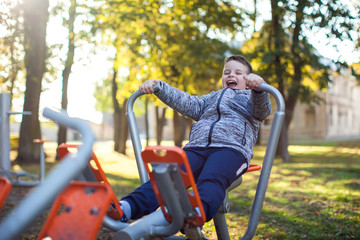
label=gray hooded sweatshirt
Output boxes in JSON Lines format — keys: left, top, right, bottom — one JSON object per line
{"left": 155, "top": 81, "right": 272, "bottom": 164}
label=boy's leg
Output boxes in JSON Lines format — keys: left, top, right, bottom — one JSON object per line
{"left": 121, "top": 181, "right": 158, "bottom": 220}
{"left": 121, "top": 148, "right": 207, "bottom": 220}
{"left": 183, "top": 148, "right": 207, "bottom": 180}
{"left": 196, "top": 148, "right": 247, "bottom": 222}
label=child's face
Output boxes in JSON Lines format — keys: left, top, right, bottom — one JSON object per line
{"left": 221, "top": 60, "right": 249, "bottom": 90}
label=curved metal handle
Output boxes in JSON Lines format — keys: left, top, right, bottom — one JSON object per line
{"left": 126, "top": 82, "right": 162, "bottom": 184}
{"left": 255, "top": 83, "right": 285, "bottom": 112}
{"left": 240, "top": 83, "right": 285, "bottom": 240}
{"left": 0, "top": 108, "right": 95, "bottom": 240}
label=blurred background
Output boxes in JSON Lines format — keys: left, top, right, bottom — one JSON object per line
{"left": 1, "top": 0, "right": 359, "bottom": 164}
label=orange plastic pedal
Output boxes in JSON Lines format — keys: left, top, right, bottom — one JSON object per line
{"left": 142, "top": 146, "right": 206, "bottom": 227}
{"left": 0, "top": 177, "right": 11, "bottom": 209}
{"left": 57, "top": 144, "right": 123, "bottom": 220}
{"left": 38, "top": 181, "right": 112, "bottom": 240}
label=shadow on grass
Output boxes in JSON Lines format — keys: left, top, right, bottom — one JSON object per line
{"left": 227, "top": 143, "right": 360, "bottom": 239}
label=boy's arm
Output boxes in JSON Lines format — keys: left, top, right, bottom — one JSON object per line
{"left": 139, "top": 79, "right": 206, "bottom": 121}
{"left": 244, "top": 74, "right": 272, "bottom": 121}
{"left": 251, "top": 89, "right": 272, "bottom": 121}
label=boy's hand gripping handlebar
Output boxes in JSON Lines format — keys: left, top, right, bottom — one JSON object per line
{"left": 126, "top": 82, "right": 162, "bottom": 184}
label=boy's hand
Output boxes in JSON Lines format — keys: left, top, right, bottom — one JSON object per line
{"left": 244, "top": 74, "right": 265, "bottom": 91}
{"left": 139, "top": 79, "right": 160, "bottom": 94}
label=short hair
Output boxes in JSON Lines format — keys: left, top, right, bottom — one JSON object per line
{"left": 224, "top": 55, "right": 253, "bottom": 74}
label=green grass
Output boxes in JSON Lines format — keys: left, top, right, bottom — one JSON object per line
{"left": 3, "top": 141, "right": 360, "bottom": 239}
{"left": 104, "top": 141, "right": 360, "bottom": 239}
{"left": 214, "top": 143, "right": 360, "bottom": 240}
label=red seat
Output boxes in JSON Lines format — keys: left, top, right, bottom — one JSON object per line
{"left": 0, "top": 177, "right": 11, "bottom": 209}
{"left": 57, "top": 144, "right": 123, "bottom": 220}
{"left": 142, "top": 146, "right": 206, "bottom": 227}
{"left": 38, "top": 181, "right": 112, "bottom": 240}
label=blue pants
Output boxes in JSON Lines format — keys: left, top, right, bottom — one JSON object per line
{"left": 122, "top": 147, "right": 248, "bottom": 222}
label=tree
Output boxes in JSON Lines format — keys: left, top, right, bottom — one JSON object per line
{"left": 91, "top": 0, "right": 251, "bottom": 149}
{"left": 243, "top": 0, "right": 360, "bottom": 162}
{"left": 111, "top": 45, "right": 128, "bottom": 154}
{"left": 16, "top": 0, "right": 49, "bottom": 163}
{"left": 57, "top": 0, "right": 77, "bottom": 148}
{"left": 124, "top": 0, "right": 246, "bottom": 146}
{"left": 0, "top": 0, "right": 24, "bottom": 109}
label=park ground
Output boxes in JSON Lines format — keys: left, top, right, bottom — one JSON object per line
{"left": 1, "top": 140, "right": 359, "bottom": 239}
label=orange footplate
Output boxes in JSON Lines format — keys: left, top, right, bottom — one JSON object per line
{"left": 248, "top": 164, "right": 262, "bottom": 172}
{"left": 0, "top": 177, "right": 11, "bottom": 209}
{"left": 57, "top": 144, "right": 123, "bottom": 220}
{"left": 142, "top": 146, "right": 206, "bottom": 227}
{"left": 38, "top": 181, "right": 112, "bottom": 240}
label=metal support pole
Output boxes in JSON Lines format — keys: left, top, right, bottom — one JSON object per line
{"left": 0, "top": 93, "right": 34, "bottom": 185}
{"left": 33, "top": 139, "right": 47, "bottom": 182}
{"left": 0, "top": 93, "right": 11, "bottom": 174}
{"left": 239, "top": 84, "right": 285, "bottom": 240}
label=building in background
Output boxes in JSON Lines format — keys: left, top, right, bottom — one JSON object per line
{"left": 261, "top": 69, "right": 360, "bottom": 143}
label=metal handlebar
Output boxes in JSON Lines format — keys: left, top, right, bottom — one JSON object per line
{"left": 126, "top": 83, "right": 162, "bottom": 184}
{"left": 0, "top": 108, "right": 95, "bottom": 240}
{"left": 240, "top": 83, "right": 285, "bottom": 240}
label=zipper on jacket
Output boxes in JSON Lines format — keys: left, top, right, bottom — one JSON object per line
{"left": 206, "top": 88, "right": 228, "bottom": 147}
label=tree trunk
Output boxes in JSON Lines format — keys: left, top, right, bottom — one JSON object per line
{"left": 16, "top": 0, "right": 49, "bottom": 163}
{"left": 275, "top": 0, "right": 305, "bottom": 162}
{"left": 253, "top": 0, "right": 257, "bottom": 32}
{"left": 112, "top": 68, "right": 121, "bottom": 152}
{"left": 155, "top": 106, "right": 166, "bottom": 145}
{"left": 276, "top": 122, "right": 290, "bottom": 162}
{"left": 118, "top": 100, "right": 128, "bottom": 154}
{"left": 3, "top": 1, "right": 22, "bottom": 110}
{"left": 271, "top": 0, "right": 290, "bottom": 162}
{"left": 9, "top": 40, "right": 20, "bottom": 110}
{"left": 57, "top": 0, "right": 76, "bottom": 148}
{"left": 145, "top": 97, "right": 150, "bottom": 146}
{"left": 173, "top": 110, "right": 188, "bottom": 147}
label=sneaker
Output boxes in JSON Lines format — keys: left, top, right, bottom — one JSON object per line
{"left": 120, "top": 214, "right": 128, "bottom": 223}
{"left": 108, "top": 201, "right": 128, "bottom": 222}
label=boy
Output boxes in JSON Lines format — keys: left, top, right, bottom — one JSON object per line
{"left": 119, "top": 55, "right": 271, "bottom": 223}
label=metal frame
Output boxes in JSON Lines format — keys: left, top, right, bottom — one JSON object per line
{"left": 238, "top": 84, "right": 285, "bottom": 240}
{"left": 0, "top": 93, "right": 38, "bottom": 187}
{"left": 115, "top": 164, "right": 188, "bottom": 240}
{"left": 125, "top": 83, "right": 285, "bottom": 240}
{"left": 0, "top": 108, "right": 95, "bottom": 240}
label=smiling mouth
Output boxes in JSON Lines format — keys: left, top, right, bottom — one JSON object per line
{"left": 226, "top": 80, "right": 237, "bottom": 88}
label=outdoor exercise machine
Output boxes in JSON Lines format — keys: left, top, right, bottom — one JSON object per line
{"left": 106, "top": 82, "right": 285, "bottom": 239}
{"left": 0, "top": 93, "right": 43, "bottom": 187}
{"left": 0, "top": 81, "right": 284, "bottom": 240}
{"left": 0, "top": 108, "right": 96, "bottom": 239}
